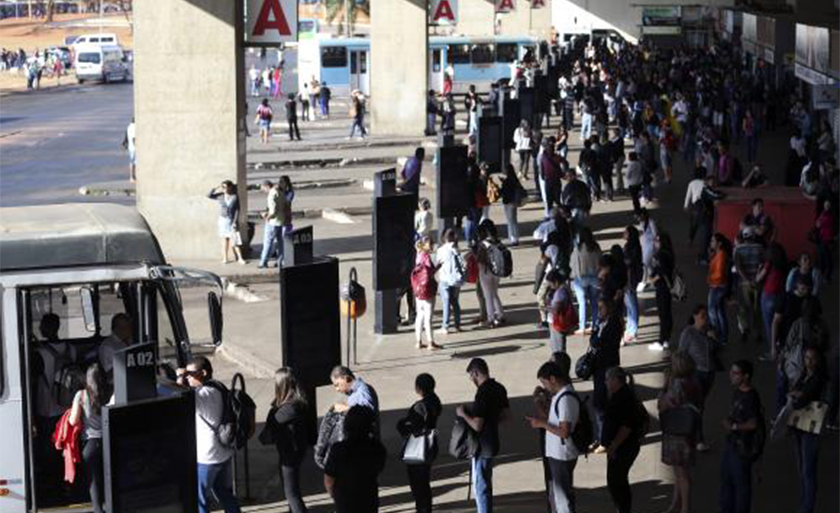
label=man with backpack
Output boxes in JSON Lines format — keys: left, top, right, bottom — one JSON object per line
{"left": 526, "top": 361, "right": 585, "bottom": 513}
{"left": 719, "top": 359, "right": 764, "bottom": 513}
{"left": 177, "top": 356, "right": 243, "bottom": 513}
{"left": 456, "top": 358, "right": 509, "bottom": 513}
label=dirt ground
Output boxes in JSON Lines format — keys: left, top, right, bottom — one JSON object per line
{"left": 0, "top": 13, "right": 133, "bottom": 93}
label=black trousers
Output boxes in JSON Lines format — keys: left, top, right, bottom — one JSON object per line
{"left": 281, "top": 463, "right": 308, "bottom": 513}
{"left": 607, "top": 445, "right": 639, "bottom": 513}
{"left": 406, "top": 463, "right": 433, "bottom": 513}
{"left": 628, "top": 185, "right": 642, "bottom": 215}
{"left": 83, "top": 438, "right": 104, "bottom": 513}
{"left": 655, "top": 284, "right": 673, "bottom": 344}
{"left": 288, "top": 119, "right": 301, "bottom": 140}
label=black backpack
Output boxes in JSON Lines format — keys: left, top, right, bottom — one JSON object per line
{"left": 556, "top": 391, "right": 594, "bottom": 456}
{"left": 449, "top": 416, "right": 479, "bottom": 460}
{"left": 204, "top": 381, "right": 257, "bottom": 451}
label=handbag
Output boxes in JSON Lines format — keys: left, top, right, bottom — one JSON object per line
{"left": 231, "top": 229, "right": 244, "bottom": 247}
{"left": 787, "top": 401, "right": 827, "bottom": 435}
{"left": 660, "top": 404, "right": 700, "bottom": 436}
{"left": 575, "top": 347, "right": 598, "bottom": 380}
{"left": 402, "top": 429, "right": 438, "bottom": 465}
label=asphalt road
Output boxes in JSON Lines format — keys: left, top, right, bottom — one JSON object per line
{"left": 0, "top": 81, "right": 134, "bottom": 207}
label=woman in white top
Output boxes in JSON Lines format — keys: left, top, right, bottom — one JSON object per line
{"left": 513, "top": 120, "right": 533, "bottom": 179}
{"left": 69, "top": 364, "right": 108, "bottom": 513}
{"left": 637, "top": 208, "right": 658, "bottom": 291}
{"left": 570, "top": 227, "right": 602, "bottom": 333}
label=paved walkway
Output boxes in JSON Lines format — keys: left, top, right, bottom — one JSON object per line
{"left": 185, "top": 109, "right": 838, "bottom": 513}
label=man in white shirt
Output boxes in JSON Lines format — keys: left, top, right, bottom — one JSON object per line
{"left": 177, "top": 356, "right": 241, "bottom": 513}
{"left": 258, "top": 180, "right": 282, "bottom": 268}
{"left": 527, "top": 361, "right": 580, "bottom": 513}
{"left": 98, "top": 313, "right": 133, "bottom": 377}
{"left": 122, "top": 118, "right": 136, "bottom": 182}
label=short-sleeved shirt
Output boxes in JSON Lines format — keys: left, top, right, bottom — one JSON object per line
{"left": 347, "top": 378, "right": 379, "bottom": 414}
{"left": 741, "top": 213, "right": 773, "bottom": 240}
{"left": 733, "top": 242, "right": 765, "bottom": 281}
{"left": 548, "top": 287, "right": 571, "bottom": 325}
{"left": 601, "top": 385, "right": 641, "bottom": 455}
{"left": 472, "top": 378, "right": 510, "bottom": 458}
{"left": 774, "top": 292, "right": 821, "bottom": 344}
{"left": 727, "top": 388, "right": 762, "bottom": 447}
{"left": 545, "top": 385, "right": 579, "bottom": 461}
{"left": 324, "top": 438, "right": 387, "bottom": 513}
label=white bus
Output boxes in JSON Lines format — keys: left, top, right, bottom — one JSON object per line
{"left": 0, "top": 203, "right": 223, "bottom": 512}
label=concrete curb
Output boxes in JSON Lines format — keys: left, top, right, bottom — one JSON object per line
{"left": 256, "top": 138, "right": 432, "bottom": 153}
{"left": 79, "top": 177, "right": 357, "bottom": 198}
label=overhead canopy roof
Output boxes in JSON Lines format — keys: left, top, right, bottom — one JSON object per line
{"left": 0, "top": 203, "right": 165, "bottom": 272}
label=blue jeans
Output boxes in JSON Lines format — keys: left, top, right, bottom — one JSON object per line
{"left": 719, "top": 441, "right": 753, "bottom": 513}
{"left": 794, "top": 430, "right": 820, "bottom": 513}
{"left": 572, "top": 276, "right": 599, "bottom": 331}
{"left": 760, "top": 292, "right": 780, "bottom": 353}
{"left": 349, "top": 116, "right": 367, "bottom": 137}
{"left": 775, "top": 366, "right": 789, "bottom": 417}
{"left": 259, "top": 224, "right": 284, "bottom": 267}
{"left": 624, "top": 287, "right": 639, "bottom": 337}
{"left": 580, "top": 113, "right": 592, "bottom": 141}
{"left": 708, "top": 286, "right": 729, "bottom": 346}
{"left": 198, "top": 459, "right": 241, "bottom": 513}
{"left": 472, "top": 456, "right": 494, "bottom": 513}
{"left": 439, "top": 286, "right": 461, "bottom": 330}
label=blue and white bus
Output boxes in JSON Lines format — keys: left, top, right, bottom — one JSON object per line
{"left": 297, "top": 35, "right": 537, "bottom": 97}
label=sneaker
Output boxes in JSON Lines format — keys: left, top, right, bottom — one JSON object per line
{"left": 696, "top": 442, "right": 710, "bottom": 452}
{"left": 435, "top": 327, "right": 451, "bottom": 335}
{"left": 648, "top": 341, "right": 667, "bottom": 351}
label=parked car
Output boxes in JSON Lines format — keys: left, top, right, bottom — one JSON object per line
{"left": 74, "top": 44, "right": 129, "bottom": 83}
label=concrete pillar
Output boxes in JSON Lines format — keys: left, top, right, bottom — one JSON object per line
{"left": 134, "top": 0, "right": 246, "bottom": 260}
{"left": 370, "top": 0, "right": 428, "bottom": 136}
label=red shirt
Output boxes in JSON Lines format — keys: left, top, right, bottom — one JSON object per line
{"left": 762, "top": 263, "right": 784, "bottom": 295}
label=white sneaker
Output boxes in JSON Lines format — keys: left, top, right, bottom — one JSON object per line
{"left": 648, "top": 342, "right": 666, "bottom": 351}
{"left": 435, "top": 327, "right": 450, "bottom": 335}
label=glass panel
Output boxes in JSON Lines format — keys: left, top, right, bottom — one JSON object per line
{"left": 78, "top": 53, "right": 101, "bottom": 64}
{"left": 433, "top": 49, "right": 441, "bottom": 72}
{"left": 350, "top": 51, "right": 357, "bottom": 73}
{"left": 496, "top": 43, "right": 518, "bottom": 63}
{"left": 448, "top": 44, "right": 470, "bottom": 64}
{"left": 471, "top": 44, "right": 494, "bottom": 65}
{"left": 321, "top": 46, "right": 348, "bottom": 68}
{"left": 360, "top": 51, "right": 367, "bottom": 73}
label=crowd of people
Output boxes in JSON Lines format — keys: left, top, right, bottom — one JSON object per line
{"left": 1, "top": 46, "right": 69, "bottom": 89}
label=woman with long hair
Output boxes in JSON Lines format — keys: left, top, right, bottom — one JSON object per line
{"left": 208, "top": 180, "right": 245, "bottom": 265}
{"left": 264, "top": 367, "right": 310, "bottom": 513}
{"left": 707, "top": 233, "right": 732, "bottom": 346}
{"left": 649, "top": 231, "right": 675, "bottom": 351}
{"left": 571, "top": 227, "right": 602, "bottom": 334}
{"left": 69, "top": 364, "right": 108, "bottom": 513}
{"left": 678, "top": 305, "right": 717, "bottom": 452}
{"left": 413, "top": 236, "right": 442, "bottom": 350}
{"left": 755, "top": 242, "right": 787, "bottom": 360}
{"left": 623, "top": 225, "right": 643, "bottom": 343}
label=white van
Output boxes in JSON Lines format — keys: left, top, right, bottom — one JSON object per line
{"left": 0, "top": 203, "right": 224, "bottom": 512}
{"left": 72, "top": 32, "right": 119, "bottom": 46}
{"left": 74, "top": 43, "right": 129, "bottom": 83}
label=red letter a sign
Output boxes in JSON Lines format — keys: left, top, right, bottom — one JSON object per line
{"left": 495, "top": 0, "right": 516, "bottom": 13}
{"left": 431, "top": 0, "right": 458, "bottom": 26}
{"left": 531, "top": 0, "right": 546, "bottom": 8}
{"left": 246, "top": 0, "right": 298, "bottom": 44}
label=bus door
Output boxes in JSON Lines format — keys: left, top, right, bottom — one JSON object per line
{"left": 429, "top": 47, "right": 443, "bottom": 92}
{"left": 349, "top": 49, "right": 369, "bottom": 96}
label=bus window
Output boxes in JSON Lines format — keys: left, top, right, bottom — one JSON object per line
{"left": 321, "top": 46, "right": 348, "bottom": 68}
{"left": 471, "top": 44, "right": 494, "bottom": 65}
{"left": 496, "top": 43, "right": 518, "bottom": 63}
{"left": 432, "top": 49, "right": 441, "bottom": 72}
{"left": 448, "top": 44, "right": 470, "bottom": 65}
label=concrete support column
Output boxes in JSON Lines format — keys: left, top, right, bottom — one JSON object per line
{"left": 370, "top": 0, "right": 427, "bottom": 136}
{"left": 134, "top": 0, "right": 246, "bottom": 260}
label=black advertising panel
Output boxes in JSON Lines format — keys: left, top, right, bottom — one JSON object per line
{"left": 279, "top": 257, "right": 341, "bottom": 387}
{"left": 477, "top": 116, "right": 503, "bottom": 174}
{"left": 374, "top": 168, "right": 397, "bottom": 197}
{"left": 436, "top": 145, "right": 470, "bottom": 219}
{"left": 534, "top": 73, "right": 548, "bottom": 114}
{"left": 373, "top": 194, "right": 415, "bottom": 291}
{"left": 519, "top": 87, "right": 535, "bottom": 127}
{"left": 113, "top": 342, "right": 157, "bottom": 405}
{"left": 547, "top": 65, "right": 560, "bottom": 99}
{"left": 283, "top": 225, "right": 314, "bottom": 266}
{"left": 104, "top": 393, "right": 197, "bottom": 513}
{"left": 501, "top": 98, "right": 521, "bottom": 151}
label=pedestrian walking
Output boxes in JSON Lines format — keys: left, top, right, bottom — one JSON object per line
{"left": 285, "top": 93, "right": 301, "bottom": 141}
{"left": 348, "top": 90, "right": 367, "bottom": 139}
{"left": 435, "top": 228, "right": 465, "bottom": 334}
{"left": 255, "top": 98, "right": 273, "bottom": 144}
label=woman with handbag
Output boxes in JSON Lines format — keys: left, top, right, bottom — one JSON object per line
{"left": 658, "top": 351, "right": 703, "bottom": 513}
{"left": 545, "top": 269, "right": 575, "bottom": 354}
{"left": 678, "top": 305, "right": 718, "bottom": 452}
{"left": 261, "top": 368, "right": 310, "bottom": 513}
{"left": 500, "top": 163, "right": 524, "bottom": 246}
{"left": 787, "top": 346, "right": 826, "bottom": 513}
{"left": 412, "top": 236, "right": 442, "bottom": 350}
{"left": 208, "top": 180, "right": 246, "bottom": 265}
{"left": 397, "top": 373, "right": 442, "bottom": 513}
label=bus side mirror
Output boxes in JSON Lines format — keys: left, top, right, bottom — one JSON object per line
{"left": 208, "top": 292, "right": 223, "bottom": 346}
{"left": 80, "top": 287, "right": 97, "bottom": 333}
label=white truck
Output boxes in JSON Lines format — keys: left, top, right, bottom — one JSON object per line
{"left": 0, "top": 203, "right": 223, "bottom": 512}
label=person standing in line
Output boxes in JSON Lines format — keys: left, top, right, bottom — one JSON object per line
{"left": 258, "top": 180, "right": 281, "bottom": 269}
{"left": 476, "top": 223, "right": 505, "bottom": 328}
{"left": 570, "top": 227, "right": 601, "bottom": 335}
{"left": 285, "top": 93, "right": 301, "bottom": 141}
{"left": 623, "top": 152, "right": 644, "bottom": 215}
{"left": 648, "top": 231, "right": 675, "bottom": 351}
{"left": 546, "top": 270, "right": 575, "bottom": 354}
{"left": 513, "top": 120, "right": 533, "bottom": 179}
{"left": 526, "top": 361, "right": 580, "bottom": 513}
{"left": 319, "top": 81, "right": 331, "bottom": 118}
{"left": 208, "top": 180, "right": 246, "bottom": 265}
{"left": 272, "top": 65, "right": 283, "bottom": 100}
{"left": 121, "top": 117, "right": 137, "bottom": 182}
{"left": 69, "top": 364, "right": 109, "bottom": 513}
{"left": 456, "top": 358, "right": 510, "bottom": 513}
{"left": 425, "top": 89, "right": 439, "bottom": 136}
{"left": 348, "top": 90, "right": 367, "bottom": 139}
{"left": 413, "top": 236, "right": 442, "bottom": 350}
{"left": 465, "top": 84, "right": 482, "bottom": 138}
{"left": 401, "top": 147, "right": 425, "bottom": 197}
{"left": 396, "top": 373, "right": 443, "bottom": 513}
{"left": 602, "top": 366, "right": 643, "bottom": 513}
{"left": 299, "top": 83, "right": 310, "bottom": 121}
{"left": 622, "top": 225, "right": 643, "bottom": 344}
{"left": 590, "top": 297, "right": 622, "bottom": 451}
{"left": 415, "top": 198, "right": 434, "bottom": 240}
{"left": 176, "top": 357, "right": 242, "bottom": 513}
{"left": 785, "top": 252, "right": 822, "bottom": 296}
{"left": 637, "top": 208, "right": 658, "bottom": 290}
{"left": 324, "top": 406, "right": 387, "bottom": 513}
{"left": 658, "top": 351, "right": 702, "bottom": 513}
{"left": 678, "top": 305, "right": 717, "bottom": 452}
{"left": 707, "top": 233, "right": 731, "bottom": 347}
{"left": 308, "top": 77, "right": 320, "bottom": 119}
{"left": 248, "top": 65, "right": 260, "bottom": 96}
{"left": 755, "top": 243, "right": 787, "bottom": 360}
{"left": 435, "top": 228, "right": 465, "bottom": 334}
{"left": 255, "top": 98, "right": 273, "bottom": 144}
{"left": 263, "top": 368, "right": 310, "bottom": 513}
{"left": 500, "top": 163, "right": 523, "bottom": 246}
{"left": 718, "top": 359, "right": 762, "bottom": 513}
{"left": 733, "top": 229, "right": 766, "bottom": 343}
